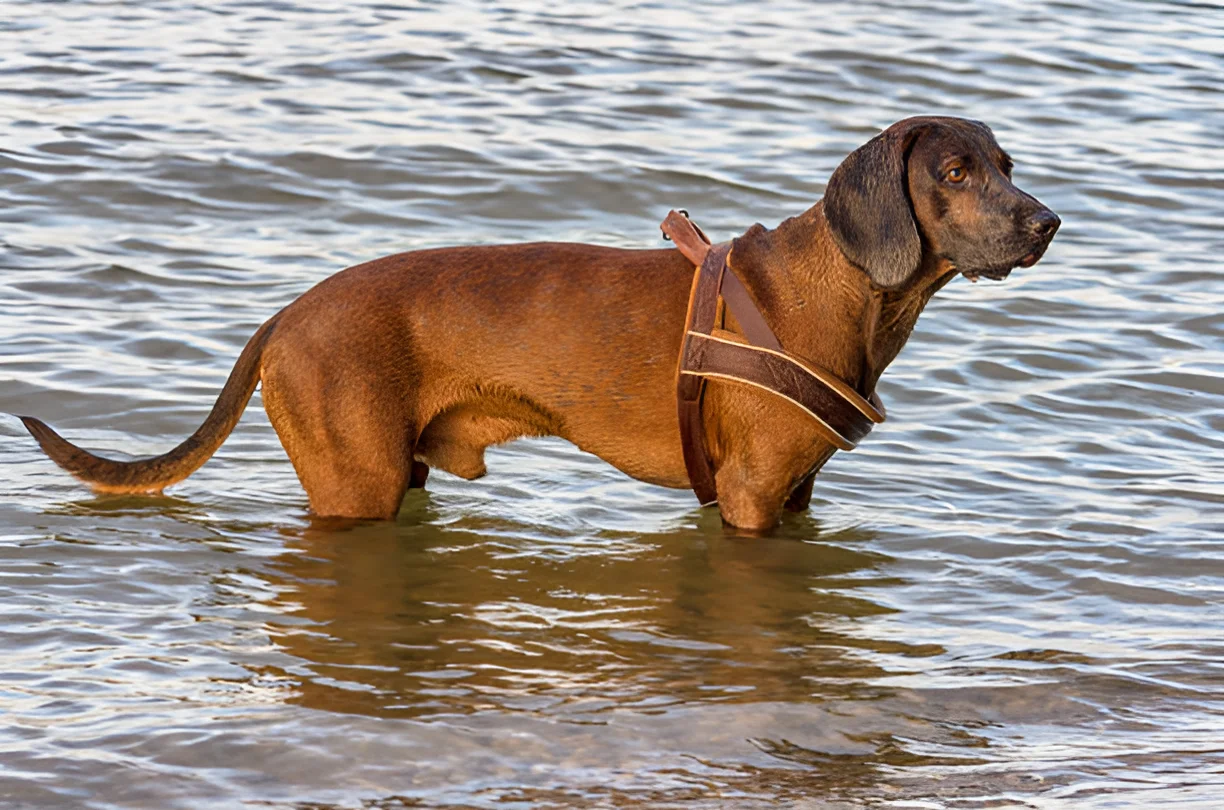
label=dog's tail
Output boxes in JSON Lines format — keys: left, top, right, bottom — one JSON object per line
{"left": 17, "top": 316, "right": 279, "bottom": 495}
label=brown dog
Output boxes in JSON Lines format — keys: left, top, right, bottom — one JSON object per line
{"left": 19, "top": 116, "right": 1059, "bottom": 530}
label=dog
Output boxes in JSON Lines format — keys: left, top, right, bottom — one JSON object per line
{"left": 18, "top": 116, "right": 1059, "bottom": 531}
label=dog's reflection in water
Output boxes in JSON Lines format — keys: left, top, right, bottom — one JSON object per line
{"left": 257, "top": 513, "right": 917, "bottom": 719}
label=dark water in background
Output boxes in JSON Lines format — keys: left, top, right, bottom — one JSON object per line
{"left": 1, "top": 1, "right": 1222, "bottom": 807}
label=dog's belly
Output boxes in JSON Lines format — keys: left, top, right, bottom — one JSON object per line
{"left": 410, "top": 375, "right": 692, "bottom": 490}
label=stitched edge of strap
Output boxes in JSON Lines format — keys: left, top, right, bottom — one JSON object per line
{"left": 686, "top": 331, "right": 885, "bottom": 424}
{"left": 675, "top": 243, "right": 730, "bottom": 507}
{"left": 680, "top": 369, "right": 857, "bottom": 452}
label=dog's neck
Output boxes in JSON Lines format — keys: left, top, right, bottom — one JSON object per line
{"left": 729, "top": 201, "right": 957, "bottom": 397}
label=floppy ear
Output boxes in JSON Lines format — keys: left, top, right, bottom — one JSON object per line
{"left": 823, "top": 121, "right": 929, "bottom": 289}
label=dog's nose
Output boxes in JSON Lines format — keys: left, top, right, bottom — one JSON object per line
{"left": 1029, "top": 209, "right": 1061, "bottom": 240}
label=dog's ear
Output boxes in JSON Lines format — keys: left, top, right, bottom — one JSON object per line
{"left": 823, "top": 120, "right": 931, "bottom": 289}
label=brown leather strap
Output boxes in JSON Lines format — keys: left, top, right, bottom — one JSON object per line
{"left": 676, "top": 241, "right": 730, "bottom": 506}
{"left": 668, "top": 211, "right": 884, "bottom": 506}
{"left": 661, "top": 210, "right": 711, "bottom": 267}
{"left": 662, "top": 209, "right": 781, "bottom": 348}
{"left": 681, "top": 333, "right": 877, "bottom": 451}
{"left": 719, "top": 267, "right": 782, "bottom": 352}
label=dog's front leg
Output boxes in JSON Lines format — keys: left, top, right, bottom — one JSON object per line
{"left": 712, "top": 456, "right": 793, "bottom": 533}
{"left": 715, "top": 484, "right": 790, "bottom": 534}
{"left": 702, "top": 390, "right": 825, "bottom": 533}
{"left": 782, "top": 472, "right": 816, "bottom": 513}
{"left": 408, "top": 460, "right": 430, "bottom": 489}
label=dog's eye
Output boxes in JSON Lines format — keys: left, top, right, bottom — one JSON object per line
{"left": 945, "top": 166, "right": 967, "bottom": 184}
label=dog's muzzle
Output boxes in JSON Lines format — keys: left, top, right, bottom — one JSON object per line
{"left": 964, "top": 207, "right": 1061, "bottom": 282}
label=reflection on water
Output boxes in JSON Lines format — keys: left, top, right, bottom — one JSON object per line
{"left": 265, "top": 510, "right": 902, "bottom": 719}
{"left": 1, "top": 0, "right": 1223, "bottom": 807}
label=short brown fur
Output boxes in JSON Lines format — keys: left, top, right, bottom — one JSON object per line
{"left": 18, "top": 117, "right": 1059, "bottom": 531}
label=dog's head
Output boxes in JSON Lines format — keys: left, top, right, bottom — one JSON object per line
{"left": 823, "top": 116, "right": 1060, "bottom": 288}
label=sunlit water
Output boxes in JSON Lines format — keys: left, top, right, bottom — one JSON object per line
{"left": 1, "top": 1, "right": 1222, "bottom": 807}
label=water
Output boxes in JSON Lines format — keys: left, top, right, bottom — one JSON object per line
{"left": 1, "top": 1, "right": 1222, "bottom": 807}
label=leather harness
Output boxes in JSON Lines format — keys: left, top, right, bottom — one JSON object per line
{"left": 661, "top": 210, "right": 886, "bottom": 506}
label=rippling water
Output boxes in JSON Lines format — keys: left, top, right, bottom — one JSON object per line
{"left": 1, "top": 1, "right": 1222, "bottom": 807}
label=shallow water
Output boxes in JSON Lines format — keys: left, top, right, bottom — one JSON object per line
{"left": 1, "top": 1, "right": 1222, "bottom": 807}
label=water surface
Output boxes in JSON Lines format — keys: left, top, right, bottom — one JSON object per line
{"left": 1, "top": 1, "right": 1222, "bottom": 807}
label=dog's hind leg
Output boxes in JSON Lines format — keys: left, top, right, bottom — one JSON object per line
{"left": 260, "top": 356, "right": 417, "bottom": 520}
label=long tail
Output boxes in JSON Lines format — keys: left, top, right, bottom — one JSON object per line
{"left": 18, "top": 316, "right": 279, "bottom": 495}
